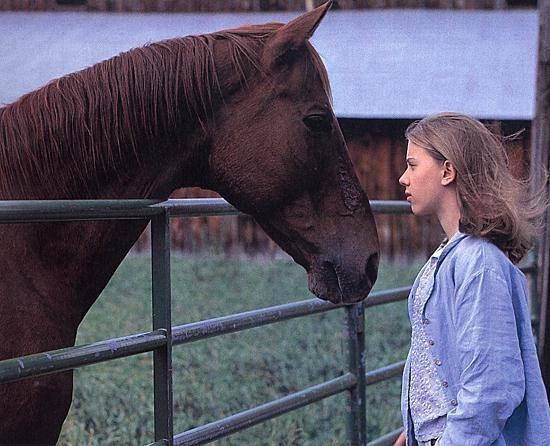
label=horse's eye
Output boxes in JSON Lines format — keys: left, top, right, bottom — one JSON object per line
{"left": 303, "top": 114, "right": 333, "bottom": 133}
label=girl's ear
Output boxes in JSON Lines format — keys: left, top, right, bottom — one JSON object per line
{"left": 442, "top": 160, "right": 456, "bottom": 186}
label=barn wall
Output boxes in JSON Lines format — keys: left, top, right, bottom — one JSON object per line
{"left": 133, "top": 118, "right": 532, "bottom": 261}
{"left": 0, "top": 0, "right": 535, "bottom": 11}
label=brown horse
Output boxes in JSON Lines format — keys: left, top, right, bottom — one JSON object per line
{"left": 0, "top": 2, "right": 378, "bottom": 444}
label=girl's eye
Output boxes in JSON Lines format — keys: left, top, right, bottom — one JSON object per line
{"left": 303, "top": 114, "right": 333, "bottom": 133}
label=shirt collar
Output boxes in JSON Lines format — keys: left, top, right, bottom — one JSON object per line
{"left": 431, "top": 232, "right": 467, "bottom": 261}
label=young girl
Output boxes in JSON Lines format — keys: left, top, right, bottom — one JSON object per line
{"left": 393, "top": 112, "right": 549, "bottom": 446}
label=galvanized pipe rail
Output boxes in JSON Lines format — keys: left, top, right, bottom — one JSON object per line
{"left": 172, "top": 286, "right": 411, "bottom": 346}
{"left": 0, "top": 198, "right": 537, "bottom": 446}
{"left": 0, "top": 287, "right": 410, "bottom": 384}
{"left": 170, "top": 373, "right": 359, "bottom": 446}
{"left": 0, "top": 198, "right": 411, "bottom": 222}
{"left": 0, "top": 330, "right": 167, "bottom": 384}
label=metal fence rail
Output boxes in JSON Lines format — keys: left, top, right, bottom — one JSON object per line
{"left": 170, "top": 373, "right": 359, "bottom": 446}
{"left": 0, "top": 287, "right": 409, "bottom": 388}
{"left": 0, "top": 198, "right": 537, "bottom": 446}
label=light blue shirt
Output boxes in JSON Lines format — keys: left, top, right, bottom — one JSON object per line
{"left": 401, "top": 233, "right": 550, "bottom": 445}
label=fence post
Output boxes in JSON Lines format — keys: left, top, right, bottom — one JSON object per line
{"left": 531, "top": 0, "right": 550, "bottom": 394}
{"left": 151, "top": 210, "right": 174, "bottom": 445}
{"left": 346, "top": 303, "right": 367, "bottom": 445}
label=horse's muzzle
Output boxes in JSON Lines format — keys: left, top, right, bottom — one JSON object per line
{"left": 308, "top": 252, "right": 379, "bottom": 304}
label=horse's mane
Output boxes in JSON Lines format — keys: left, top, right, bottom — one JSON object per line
{"left": 0, "top": 23, "right": 330, "bottom": 198}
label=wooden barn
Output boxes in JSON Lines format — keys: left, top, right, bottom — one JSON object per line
{"left": 0, "top": 7, "right": 538, "bottom": 259}
{"left": 0, "top": 0, "right": 537, "bottom": 12}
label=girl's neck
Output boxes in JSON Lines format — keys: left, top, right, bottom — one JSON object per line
{"left": 437, "top": 189, "right": 461, "bottom": 239}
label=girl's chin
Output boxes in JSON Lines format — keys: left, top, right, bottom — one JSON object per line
{"left": 410, "top": 204, "right": 427, "bottom": 216}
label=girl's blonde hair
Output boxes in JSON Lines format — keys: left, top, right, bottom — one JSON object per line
{"left": 405, "top": 112, "right": 547, "bottom": 263}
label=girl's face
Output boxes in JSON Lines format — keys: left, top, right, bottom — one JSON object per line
{"left": 399, "top": 141, "right": 447, "bottom": 217}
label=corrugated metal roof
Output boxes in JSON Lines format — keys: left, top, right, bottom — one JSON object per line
{"left": 0, "top": 9, "right": 538, "bottom": 120}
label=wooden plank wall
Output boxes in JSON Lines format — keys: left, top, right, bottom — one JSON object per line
{"left": 0, "top": 0, "right": 534, "bottom": 11}
{"left": 133, "top": 118, "right": 531, "bottom": 261}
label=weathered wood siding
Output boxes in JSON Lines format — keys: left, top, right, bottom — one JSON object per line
{"left": 0, "top": 0, "right": 535, "bottom": 11}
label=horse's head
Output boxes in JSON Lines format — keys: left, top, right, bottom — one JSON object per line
{"left": 204, "top": 1, "right": 379, "bottom": 304}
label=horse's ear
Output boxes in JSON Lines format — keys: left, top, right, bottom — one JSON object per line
{"left": 262, "top": 0, "right": 332, "bottom": 69}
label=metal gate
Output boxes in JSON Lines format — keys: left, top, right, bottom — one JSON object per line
{"left": 0, "top": 199, "right": 537, "bottom": 445}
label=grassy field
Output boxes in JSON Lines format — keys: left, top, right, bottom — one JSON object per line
{"left": 58, "top": 255, "right": 420, "bottom": 446}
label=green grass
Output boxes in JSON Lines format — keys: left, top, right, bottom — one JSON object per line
{"left": 58, "top": 255, "right": 420, "bottom": 446}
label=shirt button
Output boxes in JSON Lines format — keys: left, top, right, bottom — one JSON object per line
{"left": 434, "top": 359, "right": 442, "bottom": 366}
{"left": 451, "top": 399, "right": 458, "bottom": 406}
{"left": 441, "top": 380, "right": 448, "bottom": 387}
{"left": 423, "top": 318, "right": 430, "bottom": 325}
{"left": 428, "top": 339, "right": 435, "bottom": 346}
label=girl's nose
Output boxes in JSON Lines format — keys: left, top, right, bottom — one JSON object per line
{"left": 399, "top": 171, "right": 408, "bottom": 186}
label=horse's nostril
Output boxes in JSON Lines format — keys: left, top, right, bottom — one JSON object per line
{"left": 323, "top": 261, "right": 339, "bottom": 288}
{"left": 320, "top": 260, "right": 343, "bottom": 303}
{"left": 365, "top": 252, "right": 379, "bottom": 287}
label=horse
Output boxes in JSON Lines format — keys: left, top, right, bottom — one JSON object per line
{"left": 0, "top": 2, "right": 379, "bottom": 444}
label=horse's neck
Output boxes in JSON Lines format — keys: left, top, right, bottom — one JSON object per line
{"left": 0, "top": 38, "right": 226, "bottom": 329}
{"left": 0, "top": 109, "right": 206, "bottom": 331}
{"left": 0, "top": 143, "right": 206, "bottom": 322}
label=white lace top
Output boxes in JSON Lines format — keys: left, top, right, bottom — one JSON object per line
{"left": 409, "top": 243, "right": 450, "bottom": 441}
